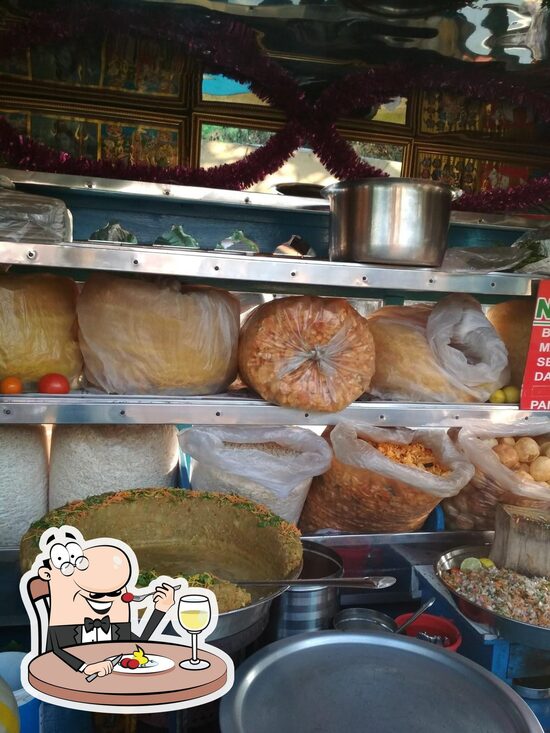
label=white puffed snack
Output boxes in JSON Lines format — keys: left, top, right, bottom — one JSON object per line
{"left": 0, "top": 426, "right": 48, "bottom": 546}
{"left": 49, "top": 425, "right": 179, "bottom": 509}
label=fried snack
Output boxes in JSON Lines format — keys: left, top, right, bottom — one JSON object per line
{"left": 486, "top": 299, "right": 536, "bottom": 387}
{"left": 238, "top": 295, "right": 375, "bottom": 412}
{"left": 371, "top": 441, "right": 451, "bottom": 477}
{"left": 0, "top": 273, "right": 81, "bottom": 387}
{"left": 77, "top": 273, "right": 240, "bottom": 395}
{"left": 300, "top": 425, "right": 471, "bottom": 534}
{"left": 21, "top": 489, "right": 303, "bottom": 613}
{"left": 137, "top": 569, "right": 251, "bottom": 614}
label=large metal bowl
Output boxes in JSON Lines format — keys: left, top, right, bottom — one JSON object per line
{"left": 220, "top": 631, "right": 543, "bottom": 733}
{"left": 323, "top": 178, "right": 451, "bottom": 266}
{"left": 436, "top": 545, "right": 550, "bottom": 650}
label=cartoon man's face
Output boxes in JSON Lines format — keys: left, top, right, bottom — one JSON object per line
{"left": 38, "top": 533, "right": 133, "bottom": 626}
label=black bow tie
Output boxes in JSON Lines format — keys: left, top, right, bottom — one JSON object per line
{"left": 84, "top": 616, "right": 110, "bottom": 633}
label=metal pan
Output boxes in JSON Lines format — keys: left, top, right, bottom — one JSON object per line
{"left": 211, "top": 557, "right": 303, "bottom": 643}
{"left": 435, "top": 545, "right": 550, "bottom": 650}
{"left": 220, "top": 631, "right": 543, "bottom": 733}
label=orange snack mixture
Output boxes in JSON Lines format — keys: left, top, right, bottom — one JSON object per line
{"left": 371, "top": 440, "right": 451, "bottom": 477}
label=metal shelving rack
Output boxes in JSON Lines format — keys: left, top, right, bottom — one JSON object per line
{"left": 0, "top": 237, "right": 543, "bottom": 426}
{"left": 0, "top": 239, "right": 536, "bottom": 297}
{"left": 0, "top": 391, "right": 540, "bottom": 426}
{"left": 0, "top": 169, "right": 546, "bottom": 427}
{"left": 3, "top": 175, "right": 550, "bottom": 732}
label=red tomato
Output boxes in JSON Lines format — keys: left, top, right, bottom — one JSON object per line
{"left": 121, "top": 593, "right": 134, "bottom": 604}
{"left": 0, "top": 376, "right": 23, "bottom": 394}
{"left": 120, "top": 658, "right": 130, "bottom": 668}
{"left": 128, "top": 659, "right": 139, "bottom": 669}
{"left": 38, "top": 373, "right": 70, "bottom": 394}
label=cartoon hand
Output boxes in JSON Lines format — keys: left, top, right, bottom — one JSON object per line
{"left": 153, "top": 582, "right": 176, "bottom": 613}
{"left": 83, "top": 660, "right": 113, "bottom": 677}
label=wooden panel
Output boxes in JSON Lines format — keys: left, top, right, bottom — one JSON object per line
{"left": 0, "top": 32, "right": 189, "bottom": 106}
{"left": 411, "top": 145, "right": 550, "bottom": 194}
{"left": 0, "top": 101, "right": 185, "bottom": 166}
{"left": 418, "top": 89, "right": 550, "bottom": 149}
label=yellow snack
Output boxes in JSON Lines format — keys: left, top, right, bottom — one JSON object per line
{"left": 77, "top": 273, "right": 240, "bottom": 395}
{"left": 0, "top": 273, "right": 81, "bottom": 388}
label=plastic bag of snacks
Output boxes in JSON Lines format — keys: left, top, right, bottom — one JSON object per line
{"left": 238, "top": 295, "right": 376, "bottom": 412}
{"left": 486, "top": 299, "right": 536, "bottom": 388}
{"left": 0, "top": 175, "right": 73, "bottom": 242}
{"left": 180, "top": 426, "right": 333, "bottom": 524}
{"left": 299, "top": 422, "right": 474, "bottom": 533}
{"left": 367, "top": 294, "right": 510, "bottom": 403}
{"left": 77, "top": 273, "right": 240, "bottom": 395}
{"left": 0, "top": 273, "right": 82, "bottom": 388}
{"left": 443, "top": 422, "right": 550, "bottom": 530}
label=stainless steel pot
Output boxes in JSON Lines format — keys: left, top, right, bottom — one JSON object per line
{"left": 323, "top": 178, "right": 452, "bottom": 266}
{"left": 266, "top": 540, "right": 343, "bottom": 640}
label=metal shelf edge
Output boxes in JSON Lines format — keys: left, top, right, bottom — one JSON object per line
{"left": 0, "top": 395, "right": 544, "bottom": 425}
{"left": 0, "top": 240, "right": 535, "bottom": 296}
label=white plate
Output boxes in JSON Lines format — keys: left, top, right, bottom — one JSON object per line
{"left": 114, "top": 654, "right": 175, "bottom": 674}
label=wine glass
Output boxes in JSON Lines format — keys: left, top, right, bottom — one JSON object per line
{"left": 178, "top": 594, "right": 211, "bottom": 670}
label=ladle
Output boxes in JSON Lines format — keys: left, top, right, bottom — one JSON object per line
{"left": 232, "top": 576, "right": 397, "bottom": 590}
{"left": 395, "top": 597, "right": 436, "bottom": 634}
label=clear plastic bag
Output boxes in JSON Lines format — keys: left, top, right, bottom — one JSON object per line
{"left": 368, "top": 294, "right": 510, "bottom": 402}
{"left": 0, "top": 273, "right": 82, "bottom": 387}
{"left": 441, "top": 227, "right": 550, "bottom": 275}
{"left": 77, "top": 273, "right": 240, "bottom": 395}
{"left": 443, "top": 421, "right": 550, "bottom": 530}
{"left": 179, "top": 426, "right": 333, "bottom": 524}
{"left": 441, "top": 246, "right": 527, "bottom": 273}
{"left": 299, "top": 422, "right": 475, "bottom": 533}
{"left": 0, "top": 178, "right": 72, "bottom": 242}
{"left": 238, "top": 295, "right": 376, "bottom": 412}
{"left": 511, "top": 225, "right": 550, "bottom": 274}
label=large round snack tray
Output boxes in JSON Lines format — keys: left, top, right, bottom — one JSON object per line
{"left": 219, "top": 631, "right": 542, "bottom": 733}
{"left": 436, "top": 545, "right": 550, "bottom": 650}
{"left": 20, "top": 489, "right": 304, "bottom": 642}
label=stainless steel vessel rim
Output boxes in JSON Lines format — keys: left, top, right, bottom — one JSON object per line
{"left": 333, "top": 607, "right": 397, "bottom": 631}
{"left": 322, "top": 178, "right": 452, "bottom": 197}
{"left": 435, "top": 544, "right": 550, "bottom": 636}
{"left": 220, "top": 630, "right": 543, "bottom": 733}
{"left": 334, "top": 608, "right": 395, "bottom": 622}
{"left": 288, "top": 541, "right": 343, "bottom": 591}
{"left": 219, "top": 559, "right": 303, "bottom": 618}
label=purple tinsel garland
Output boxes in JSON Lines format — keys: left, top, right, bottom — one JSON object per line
{"left": 1, "top": 1, "right": 550, "bottom": 210}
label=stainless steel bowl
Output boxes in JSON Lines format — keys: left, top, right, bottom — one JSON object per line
{"left": 436, "top": 545, "right": 550, "bottom": 650}
{"left": 513, "top": 677, "right": 550, "bottom": 700}
{"left": 333, "top": 607, "right": 397, "bottom": 633}
{"left": 323, "top": 178, "right": 451, "bottom": 266}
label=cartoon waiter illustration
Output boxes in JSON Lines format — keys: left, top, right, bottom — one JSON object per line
{"left": 33, "top": 526, "right": 177, "bottom": 678}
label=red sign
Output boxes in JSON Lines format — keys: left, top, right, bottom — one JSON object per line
{"left": 520, "top": 280, "right": 550, "bottom": 411}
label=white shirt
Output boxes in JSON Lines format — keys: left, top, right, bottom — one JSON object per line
{"left": 78, "top": 622, "right": 113, "bottom": 673}
{"left": 81, "top": 623, "right": 112, "bottom": 644}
